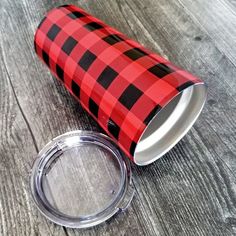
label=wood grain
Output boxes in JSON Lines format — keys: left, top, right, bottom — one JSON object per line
{"left": 0, "top": 0, "right": 235, "bottom": 235}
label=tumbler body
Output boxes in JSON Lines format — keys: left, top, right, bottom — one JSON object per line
{"left": 34, "top": 5, "right": 207, "bottom": 165}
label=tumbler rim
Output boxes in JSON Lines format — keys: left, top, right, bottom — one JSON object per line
{"left": 134, "top": 83, "right": 207, "bottom": 165}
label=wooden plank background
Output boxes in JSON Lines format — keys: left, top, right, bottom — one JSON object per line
{"left": 0, "top": 0, "right": 235, "bottom": 235}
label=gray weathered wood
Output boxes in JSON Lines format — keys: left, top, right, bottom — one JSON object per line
{"left": 0, "top": 0, "right": 235, "bottom": 235}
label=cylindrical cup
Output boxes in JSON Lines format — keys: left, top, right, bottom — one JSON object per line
{"left": 34, "top": 5, "right": 207, "bottom": 165}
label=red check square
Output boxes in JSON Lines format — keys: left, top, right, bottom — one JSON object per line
{"left": 47, "top": 9, "right": 66, "bottom": 23}
{"left": 145, "top": 80, "right": 177, "bottom": 104}
{"left": 120, "top": 61, "right": 146, "bottom": 83}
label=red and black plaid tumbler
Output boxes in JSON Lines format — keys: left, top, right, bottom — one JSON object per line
{"left": 34, "top": 5, "right": 207, "bottom": 165}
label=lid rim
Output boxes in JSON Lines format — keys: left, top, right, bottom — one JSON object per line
{"left": 30, "top": 130, "right": 134, "bottom": 228}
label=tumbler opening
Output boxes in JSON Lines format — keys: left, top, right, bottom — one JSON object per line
{"left": 134, "top": 84, "right": 207, "bottom": 165}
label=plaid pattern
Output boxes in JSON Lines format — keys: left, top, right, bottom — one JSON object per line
{"left": 34, "top": 5, "right": 202, "bottom": 161}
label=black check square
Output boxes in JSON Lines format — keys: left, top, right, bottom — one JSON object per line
{"left": 148, "top": 63, "right": 174, "bottom": 78}
{"left": 84, "top": 22, "right": 103, "bottom": 31}
{"left": 129, "top": 141, "right": 136, "bottom": 156}
{"left": 42, "top": 50, "right": 50, "bottom": 67}
{"left": 71, "top": 80, "right": 80, "bottom": 98}
{"left": 176, "top": 81, "right": 194, "bottom": 92}
{"left": 124, "top": 48, "right": 148, "bottom": 60}
{"left": 47, "top": 24, "right": 61, "bottom": 41}
{"left": 103, "top": 34, "right": 124, "bottom": 45}
{"left": 78, "top": 50, "right": 97, "bottom": 71}
{"left": 89, "top": 98, "right": 99, "bottom": 117}
{"left": 62, "top": 36, "right": 78, "bottom": 55}
{"left": 58, "top": 4, "right": 70, "bottom": 8}
{"left": 56, "top": 64, "right": 64, "bottom": 81}
{"left": 34, "top": 41, "right": 37, "bottom": 53}
{"left": 108, "top": 119, "right": 120, "bottom": 139}
{"left": 67, "top": 11, "right": 84, "bottom": 19}
{"left": 119, "top": 84, "right": 143, "bottom": 109}
{"left": 143, "top": 105, "right": 161, "bottom": 125}
{"left": 97, "top": 66, "right": 118, "bottom": 89}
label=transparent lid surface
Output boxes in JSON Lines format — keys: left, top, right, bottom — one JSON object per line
{"left": 30, "top": 131, "right": 134, "bottom": 228}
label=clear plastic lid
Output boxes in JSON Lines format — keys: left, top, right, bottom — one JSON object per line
{"left": 30, "top": 131, "right": 134, "bottom": 228}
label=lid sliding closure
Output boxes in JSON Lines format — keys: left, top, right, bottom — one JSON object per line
{"left": 30, "top": 131, "right": 134, "bottom": 228}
